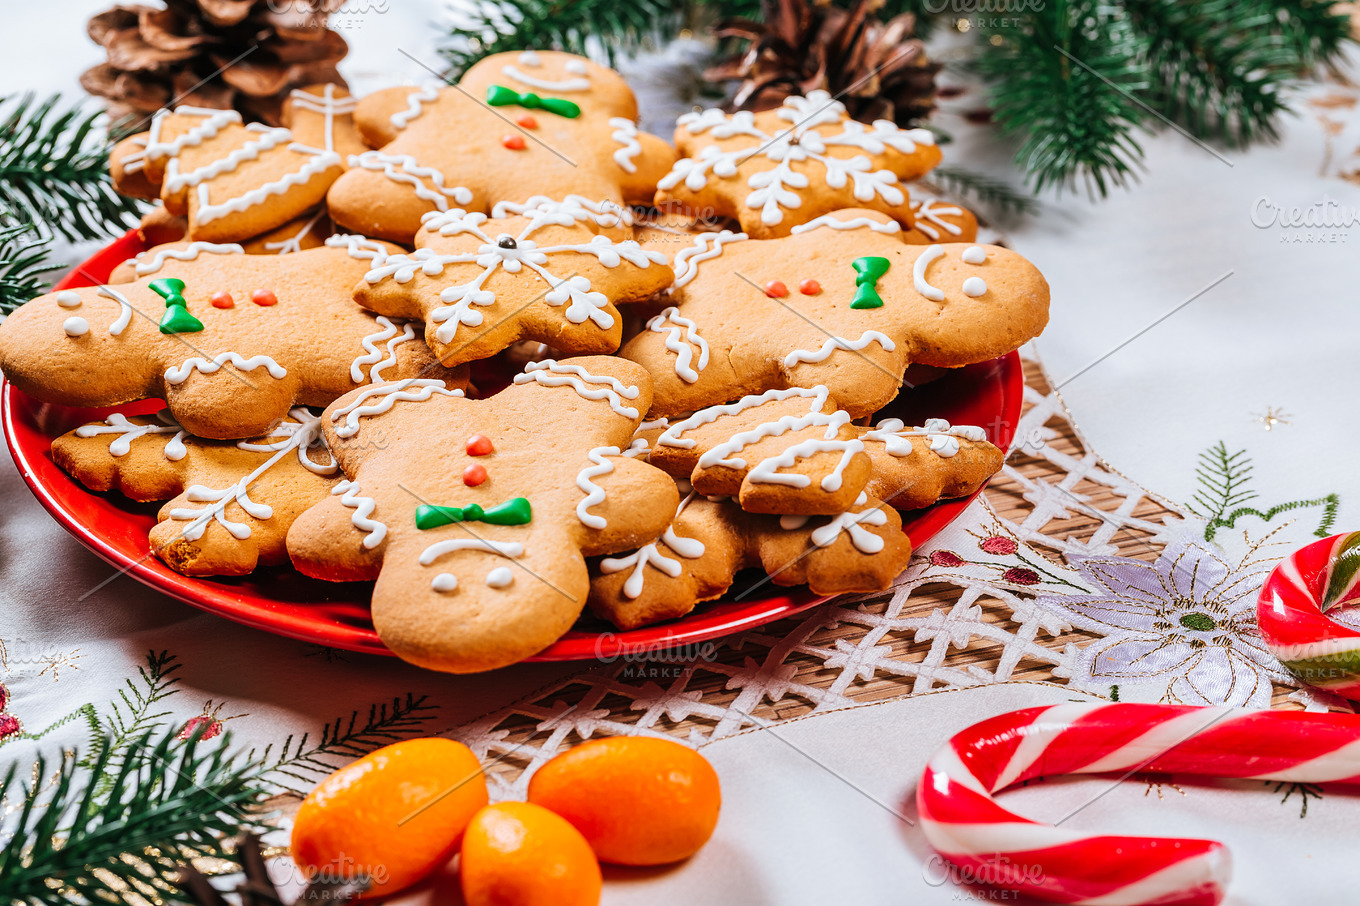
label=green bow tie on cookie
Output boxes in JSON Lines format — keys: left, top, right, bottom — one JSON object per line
{"left": 415, "top": 497, "right": 533, "bottom": 530}
{"left": 149, "top": 278, "right": 205, "bottom": 334}
{"left": 485, "top": 85, "right": 581, "bottom": 119}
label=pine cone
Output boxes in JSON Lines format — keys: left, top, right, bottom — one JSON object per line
{"left": 705, "top": 0, "right": 941, "bottom": 127}
{"left": 80, "top": 0, "right": 348, "bottom": 129}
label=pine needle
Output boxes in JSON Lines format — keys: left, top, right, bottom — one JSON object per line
{"left": 0, "top": 224, "right": 60, "bottom": 313}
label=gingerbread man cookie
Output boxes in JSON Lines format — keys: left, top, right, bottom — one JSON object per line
{"left": 620, "top": 208, "right": 1049, "bottom": 418}
{"left": 328, "top": 51, "right": 678, "bottom": 241}
{"left": 353, "top": 198, "right": 672, "bottom": 368}
{"left": 0, "top": 236, "right": 468, "bottom": 439}
{"left": 51, "top": 408, "right": 339, "bottom": 576}
{"left": 654, "top": 90, "right": 943, "bottom": 239}
{"left": 287, "top": 357, "right": 680, "bottom": 673}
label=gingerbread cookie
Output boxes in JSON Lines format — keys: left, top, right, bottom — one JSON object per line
{"left": 287, "top": 357, "right": 679, "bottom": 672}
{"left": 905, "top": 198, "right": 978, "bottom": 245}
{"left": 51, "top": 408, "right": 338, "bottom": 576}
{"left": 328, "top": 51, "right": 678, "bottom": 241}
{"left": 353, "top": 198, "right": 672, "bottom": 368}
{"left": 590, "top": 486, "right": 911, "bottom": 630}
{"left": 0, "top": 236, "right": 468, "bottom": 439}
{"left": 654, "top": 90, "right": 943, "bottom": 239}
{"left": 620, "top": 208, "right": 1049, "bottom": 418}
{"left": 281, "top": 84, "right": 368, "bottom": 160}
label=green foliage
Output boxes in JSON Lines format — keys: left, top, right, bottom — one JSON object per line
{"left": 928, "top": 165, "right": 1040, "bottom": 217}
{"left": 0, "top": 225, "right": 61, "bottom": 313}
{"left": 1188, "top": 441, "right": 1339, "bottom": 541}
{"left": 0, "top": 93, "right": 142, "bottom": 243}
{"left": 0, "top": 728, "right": 267, "bottom": 905}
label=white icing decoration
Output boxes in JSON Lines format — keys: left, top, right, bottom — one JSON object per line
{"left": 262, "top": 209, "right": 324, "bottom": 254}
{"left": 961, "top": 245, "right": 987, "bottom": 265}
{"left": 783, "top": 330, "right": 895, "bottom": 368}
{"left": 671, "top": 230, "right": 747, "bottom": 289}
{"left": 288, "top": 85, "right": 357, "bottom": 152}
{"left": 419, "top": 538, "right": 525, "bottom": 569}
{"left": 350, "top": 316, "right": 418, "bottom": 383}
{"left": 54, "top": 291, "right": 82, "bottom": 308}
{"left": 491, "top": 194, "right": 632, "bottom": 227}
{"left": 367, "top": 203, "right": 664, "bottom": 344}
{"left": 166, "top": 409, "right": 332, "bottom": 540}
{"left": 863, "top": 417, "right": 986, "bottom": 459}
{"left": 564, "top": 59, "right": 588, "bottom": 74}
{"left": 598, "top": 493, "right": 705, "bottom": 598}
{"left": 330, "top": 378, "right": 463, "bottom": 438}
{"left": 621, "top": 437, "right": 649, "bottom": 458}
{"left": 576, "top": 446, "right": 620, "bottom": 529}
{"left": 164, "top": 353, "right": 287, "bottom": 385}
{"left": 747, "top": 434, "right": 863, "bottom": 492}
{"left": 646, "top": 307, "right": 709, "bottom": 383}
{"left": 163, "top": 123, "right": 291, "bottom": 194}
{"left": 75, "top": 411, "right": 186, "bottom": 459}
{"left": 513, "top": 360, "right": 641, "bottom": 418}
{"left": 132, "top": 241, "right": 245, "bottom": 276}
{"left": 779, "top": 514, "right": 810, "bottom": 530}
{"left": 913, "top": 245, "right": 946, "bottom": 302}
{"left": 120, "top": 136, "right": 147, "bottom": 174}
{"left": 808, "top": 492, "right": 887, "bottom": 553}
{"left": 192, "top": 143, "right": 341, "bottom": 224}
{"left": 518, "top": 50, "right": 541, "bottom": 66}
{"left": 325, "top": 233, "right": 391, "bottom": 264}
{"left": 659, "top": 386, "right": 830, "bottom": 450}
{"left": 485, "top": 566, "right": 514, "bottom": 588}
{"left": 501, "top": 64, "right": 591, "bottom": 92}
{"left": 638, "top": 417, "right": 670, "bottom": 432}
{"left": 63, "top": 317, "right": 89, "bottom": 337}
{"left": 661, "top": 91, "right": 934, "bottom": 226}
{"left": 391, "top": 85, "right": 440, "bottom": 130}
{"left": 98, "top": 286, "right": 134, "bottom": 336}
{"left": 432, "top": 573, "right": 458, "bottom": 593}
{"left": 234, "top": 408, "right": 338, "bottom": 475}
{"left": 608, "top": 118, "right": 642, "bottom": 173}
{"left": 962, "top": 276, "right": 988, "bottom": 297}
{"left": 145, "top": 106, "right": 242, "bottom": 162}
{"left": 331, "top": 479, "right": 386, "bottom": 549}
{"left": 348, "top": 151, "right": 473, "bottom": 211}
{"left": 911, "top": 199, "right": 965, "bottom": 241}
{"left": 790, "top": 215, "right": 902, "bottom": 235}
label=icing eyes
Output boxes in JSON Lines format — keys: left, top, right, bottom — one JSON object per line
{"left": 55, "top": 290, "right": 81, "bottom": 309}
{"left": 962, "top": 277, "right": 987, "bottom": 297}
{"left": 432, "top": 573, "right": 458, "bottom": 593}
{"left": 564, "top": 60, "right": 588, "bottom": 75}
{"left": 913, "top": 246, "right": 989, "bottom": 301}
{"left": 486, "top": 566, "right": 514, "bottom": 588}
{"left": 961, "top": 246, "right": 987, "bottom": 265}
{"left": 518, "top": 51, "right": 541, "bottom": 67}
{"left": 63, "top": 317, "right": 89, "bottom": 337}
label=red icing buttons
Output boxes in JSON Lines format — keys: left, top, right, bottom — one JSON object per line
{"left": 462, "top": 464, "right": 488, "bottom": 487}
{"left": 251, "top": 288, "right": 277, "bottom": 307}
{"left": 516, "top": 115, "right": 538, "bottom": 129}
{"left": 799, "top": 278, "right": 821, "bottom": 295}
{"left": 466, "top": 434, "right": 494, "bottom": 456}
{"left": 210, "top": 291, "right": 235, "bottom": 309}
{"left": 764, "top": 280, "right": 788, "bottom": 298}
{"left": 502, "top": 134, "right": 527, "bottom": 150}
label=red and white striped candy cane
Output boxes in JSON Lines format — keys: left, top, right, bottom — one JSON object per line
{"left": 917, "top": 703, "right": 1360, "bottom": 905}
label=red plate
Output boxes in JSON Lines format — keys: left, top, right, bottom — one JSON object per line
{"left": 3, "top": 230, "right": 1023, "bottom": 661}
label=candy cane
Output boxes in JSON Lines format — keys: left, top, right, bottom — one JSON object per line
{"left": 1258, "top": 532, "right": 1360, "bottom": 700}
{"left": 917, "top": 702, "right": 1360, "bottom": 905}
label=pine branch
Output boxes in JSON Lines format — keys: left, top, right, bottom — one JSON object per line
{"left": 0, "top": 93, "right": 143, "bottom": 243}
{"left": 82, "top": 649, "right": 184, "bottom": 774}
{"left": 1205, "top": 494, "right": 1340, "bottom": 541}
{"left": 0, "top": 224, "right": 60, "bottom": 314}
{"left": 924, "top": 165, "right": 1039, "bottom": 217}
{"left": 1188, "top": 441, "right": 1257, "bottom": 524}
{"left": 0, "top": 727, "right": 268, "bottom": 905}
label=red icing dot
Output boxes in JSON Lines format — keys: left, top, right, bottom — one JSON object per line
{"left": 462, "top": 464, "right": 488, "bottom": 487}
{"left": 210, "top": 291, "right": 235, "bottom": 309}
{"left": 251, "top": 288, "right": 277, "bottom": 306}
{"left": 466, "top": 434, "right": 494, "bottom": 456}
{"left": 516, "top": 115, "right": 538, "bottom": 129}
{"left": 799, "top": 278, "right": 821, "bottom": 295}
{"left": 502, "top": 134, "right": 527, "bottom": 150}
{"left": 764, "top": 280, "right": 788, "bottom": 298}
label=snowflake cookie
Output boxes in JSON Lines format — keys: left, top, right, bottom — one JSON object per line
{"left": 287, "top": 357, "right": 680, "bottom": 673}
{"left": 0, "top": 236, "right": 468, "bottom": 440}
{"left": 327, "top": 51, "right": 678, "bottom": 242}
{"left": 51, "top": 409, "right": 339, "bottom": 576}
{"left": 620, "top": 208, "right": 1049, "bottom": 418}
{"left": 353, "top": 198, "right": 673, "bottom": 368}
{"left": 654, "top": 90, "right": 943, "bottom": 239}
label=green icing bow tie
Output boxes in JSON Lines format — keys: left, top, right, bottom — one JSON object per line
{"left": 415, "top": 497, "right": 533, "bottom": 530}
{"left": 486, "top": 85, "right": 581, "bottom": 119}
{"left": 850, "top": 257, "right": 891, "bottom": 310}
{"left": 149, "top": 277, "right": 204, "bottom": 334}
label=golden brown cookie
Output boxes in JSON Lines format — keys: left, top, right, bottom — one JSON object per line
{"left": 280, "top": 84, "right": 368, "bottom": 160}
{"left": 904, "top": 198, "right": 979, "bottom": 245}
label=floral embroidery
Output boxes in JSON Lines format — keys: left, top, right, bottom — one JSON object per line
{"left": 0, "top": 682, "right": 22, "bottom": 741}
{"left": 919, "top": 517, "right": 1084, "bottom": 592}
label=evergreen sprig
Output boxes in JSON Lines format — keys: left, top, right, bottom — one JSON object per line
{"left": 0, "top": 225, "right": 61, "bottom": 314}
{"left": 0, "top": 728, "right": 268, "bottom": 905}
{"left": 0, "top": 93, "right": 142, "bottom": 243}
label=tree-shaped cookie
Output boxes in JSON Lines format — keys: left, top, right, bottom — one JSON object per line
{"left": 654, "top": 90, "right": 943, "bottom": 239}
{"left": 0, "top": 236, "right": 468, "bottom": 439}
{"left": 327, "top": 50, "right": 678, "bottom": 241}
{"left": 281, "top": 84, "right": 368, "bottom": 159}
{"left": 353, "top": 198, "right": 672, "bottom": 367}
{"left": 51, "top": 408, "right": 339, "bottom": 576}
{"left": 621, "top": 208, "right": 1049, "bottom": 418}
{"left": 286, "top": 357, "right": 680, "bottom": 673}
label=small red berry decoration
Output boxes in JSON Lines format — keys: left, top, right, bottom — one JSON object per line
{"left": 0, "top": 683, "right": 22, "bottom": 742}
{"left": 798, "top": 278, "right": 821, "bottom": 295}
{"left": 516, "top": 115, "right": 538, "bottom": 129}
{"left": 929, "top": 550, "right": 965, "bottom": 568}
{"left": 177, "top": 699, "right": 243, "bottom": 741}
{"left": 466, "top": 434, "right": 494, "bottom": 456}
{"left": 1002, "top": 567, "right": 1041, "bottom": 586}
{"left": 502, "top": 134, "right": 526, "bottom": 150}
{"left": 981, "top": 536, "right": 1018, "bottom": 556}
{"left": 462, "top": 464, "right": 488, "bottom": 487}
{"left": 210, "top": 291, "right": 235, "bottom": 309}
{"left": 764, "top": 280, "right": 788, "bottom": 298}
{"left": 251, "top": 288, "right": 277, "bottom": 307}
